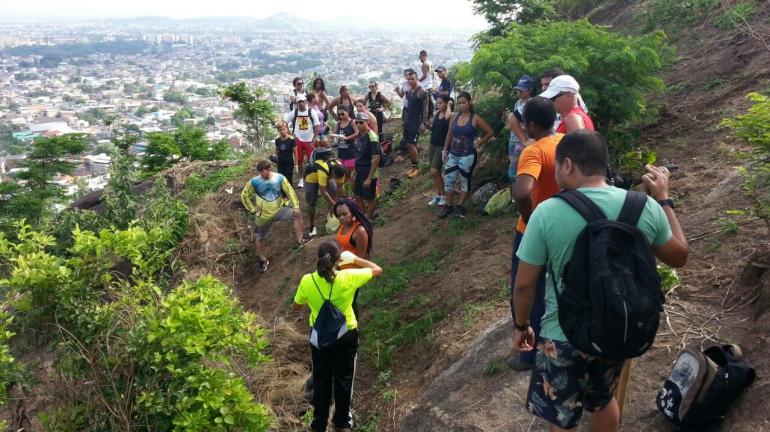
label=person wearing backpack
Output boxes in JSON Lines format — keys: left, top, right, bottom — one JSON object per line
{"left": 293, "top": 241, "right": 382, "bottom": 432}
{"left": 304, "top": 147, "right": 346, "bottom": 238}
{"left": 284, "top": 94, "right": 320, "bottom": 188}
{"left": 511, "top": 130, "right": 688, "bottom": 431}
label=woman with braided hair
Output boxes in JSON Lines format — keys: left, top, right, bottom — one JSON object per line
{"left": 334, "top": 198, "right": 373, "bottom": 264}
{"left": 293, "top": 241, "right": 382, "bottom": 432}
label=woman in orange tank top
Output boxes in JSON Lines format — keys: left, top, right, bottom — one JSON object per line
{"left": 334, "top": 199, "right": 373, "bottom": 269}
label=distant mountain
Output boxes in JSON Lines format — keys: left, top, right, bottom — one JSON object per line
{"left": 109, "top": 13, "right": 316, "bottom": 31}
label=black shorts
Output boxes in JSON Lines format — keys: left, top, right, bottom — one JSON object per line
{"left": 403, "top": 121, "right": 420, "bottom": 145}
{"left": 354, "top": 167, "right": 377, "bottom": 201}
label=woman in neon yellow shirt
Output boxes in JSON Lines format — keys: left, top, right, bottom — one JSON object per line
{"left": 293, "top": 241, "right": 382, "bottom": 432}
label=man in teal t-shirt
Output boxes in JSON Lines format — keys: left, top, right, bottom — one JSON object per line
{"left": 511, "top": 130, "right": 689, "bottom": 431}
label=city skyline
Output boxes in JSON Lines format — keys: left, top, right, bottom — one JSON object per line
{"left": 0, "top": 0, "right": 489, "bottom": 31}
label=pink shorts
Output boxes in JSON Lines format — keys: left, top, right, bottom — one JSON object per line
{"left": 295, "top": 140, "right": 314, "bottom": 165}
{"left": 340, "top": 158, "right": 356, "bottom": 170}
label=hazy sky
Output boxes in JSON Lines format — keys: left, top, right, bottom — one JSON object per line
{"left": 0, "top": 0, "right": 489, "bottom": 30}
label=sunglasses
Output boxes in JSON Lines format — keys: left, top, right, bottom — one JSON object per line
{"left": 354, "top": 120, "right": 365, "bottom": 124}
{"left": 368, "top": 85, "right": 376, "bottom": 88}
{"left": 550, "top": 93, "right": 568, "bottom": 102}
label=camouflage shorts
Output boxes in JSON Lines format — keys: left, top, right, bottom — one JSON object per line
{"left": 526, "top": 338, "right": 625, "bottom": 429}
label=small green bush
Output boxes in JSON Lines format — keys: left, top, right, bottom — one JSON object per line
{"left": 721, "top": 93, "right": 770, "bottom": 230}
{"left": 131, "top": 276, "right": 271, "bottom": 431}
{"left": 640, "top": 0, "right": 720, "bottom": 32}
{"left": 714, "top": 2, "right": 756, "bottom": 30}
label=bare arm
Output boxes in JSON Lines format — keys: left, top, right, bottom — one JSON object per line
{"left": 643, "top": 165, "right": 689, "bottom": 267}
{"left": 380, "top": 93, "right": 391, "bottom": 109}
{"left": 421, "top": 89, "right": 429, "bottom": 121}
{"left": 352, "top": 226, "right": 368, "bottom": 258}
{"left": 352, "top": 256, "right": 382, "bottom": 277}
{"left": 507, "top": 113, "right": 528, "bottom": 144}
{"left": 563, "top": 113, "right": 587, "bottom": 133}
{"left": 472, "top": 114, "right": 495, "bottom": 146}
{"left": 514, "top": 174, "right": 535, "bottom": 223}
{"left": 328, "top": 97, "right": 340, "bottom": 120}
{"left": 511, "top": 261, "right": 541, "bottom": 351}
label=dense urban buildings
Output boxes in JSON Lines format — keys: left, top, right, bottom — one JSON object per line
{"left": 0, "top": 14, "right": 473, "bottom": 197}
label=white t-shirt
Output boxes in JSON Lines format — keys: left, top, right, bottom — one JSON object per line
{"left": 284, "top": 109, "right": 320, "bottom": 143}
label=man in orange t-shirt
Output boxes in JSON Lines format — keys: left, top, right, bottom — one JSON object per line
{"left": 507, "top": 96, "right": 563, "bottom": 371}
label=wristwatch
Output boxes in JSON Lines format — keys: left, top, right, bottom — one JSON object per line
{"left": 658, "top": 198, "right": 675, "bottom": 209}
{"left": 514, "top": 321, "right": 530, "bottom": 331}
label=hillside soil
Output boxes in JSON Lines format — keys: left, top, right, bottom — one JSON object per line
{"left": 175, "top": 5, "right": 770, "bottom": 432}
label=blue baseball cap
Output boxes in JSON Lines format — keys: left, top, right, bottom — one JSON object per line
{"left": 514, "top": 75, "right": 534, "bottom": 91}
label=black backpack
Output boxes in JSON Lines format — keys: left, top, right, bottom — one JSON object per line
{"left": 657, "top": 344, "right": 755, "bottom": 430}
{"left": 308, "top": 275, "right": 348, "bottom": 350}
{"left": 303, "top": 158, "right": 340, "bottom": 179}
{"left": 552, "top": 189, "right": 662, "bottom": 359}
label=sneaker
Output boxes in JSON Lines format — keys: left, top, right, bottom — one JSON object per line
{"left": 297, "top": 178, "right": 304, "bottom": 189}
{"left": 308, "top": 226, "right": 317, "bottom": 238}
{"left": 407, "top": 167, "right": 420, "bottom": 178}
{"left": 455, "top": 205, "right": 467, "bottom": 219}
{"left": 437, "top": 195, "right": 447, "bottom": 206}
{"left": 505, "top": 355, "right": 533, "bottom": 372}
{"left": 438, "top": 205, "right": 454, "bottom": 219}
{"left": 427, "top": 195, "right": 441, "bottom": 206}
{"left": 258, "top": 259, "right": 270, "bottom": 273}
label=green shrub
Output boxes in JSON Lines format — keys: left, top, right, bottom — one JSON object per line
{"left": 640, "top": 0, "right": 719, "bottom": 32}
{"left": 130, "top": 276, "right": 271, "bottom": 431}
{"left": 714, "top": 2, "right": 756, "bottom": 30}
{"left": 721, "top": 93, "right": 770, "bottom": 230}
{"left": 455, "top": 20, "right": 672, "bottom": 159}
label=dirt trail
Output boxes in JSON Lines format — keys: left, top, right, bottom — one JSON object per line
{"left": 177, "top": 5, "right": 770, "bottom": 429}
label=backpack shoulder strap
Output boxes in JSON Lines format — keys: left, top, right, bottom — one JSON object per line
{"left": 291, "top": 108, "right": 299, "bottom": 131}
{"left": 617, "top": 190, "right": 647, "bottom": 226}
{"left": 310, "top": 274, "right": 333, "bottom": 300}
{"left": 555, "top": 189, "right": 606, "bottom": 223}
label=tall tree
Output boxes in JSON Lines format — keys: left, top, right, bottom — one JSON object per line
{"left": 0, "top": 133, "right": 89, "bottom": 231}
{"left": 103, "top": 128, "right": 139, "bottom": 228}
{"left": 220, "top": 82, "right": 276, "bottom": 148}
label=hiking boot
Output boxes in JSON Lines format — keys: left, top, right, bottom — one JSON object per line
{"left": 455, "top": 205, "right": 467, "bottom": 219}
{"left": 438, "top": 205, "right": 454, "bottom": 219}
{"left": 297, "top": 178, "right": 304, "bottom": 189}
{"left": 505, "top": 355, "right": 533, "bottom": 372}
{"left": 407, "top": 167, "right": 420, "bottom": 178}
{"left": 308, "top": 226, "right": 318, "bottom": 238}
{"left": 258, "top": 259, "right": 270, "bottom": 273}
{"left": 427, "top": 195, "right": 441, "bottom": 206}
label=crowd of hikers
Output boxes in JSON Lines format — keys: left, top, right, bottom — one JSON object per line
{"left": 239, "top": 49, "right": 691, "bottom": 432}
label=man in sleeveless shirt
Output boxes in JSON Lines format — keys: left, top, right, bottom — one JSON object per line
{"left": 539, "top": 75, "right": 595, "bottom": 134}
{"left": 403, "top": 71, "right": 429, "bottom": 179}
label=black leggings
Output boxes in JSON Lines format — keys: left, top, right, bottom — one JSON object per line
{"left": 277, "top": 161, "right": 294, "bottom": 184}
{"left": 310, "top": 330, "right": 358, "bottom": 431}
